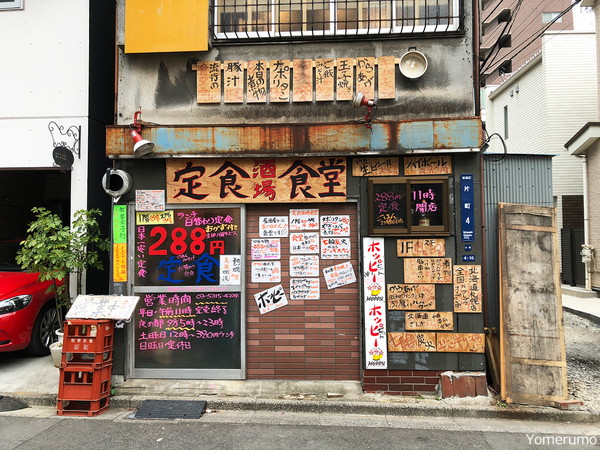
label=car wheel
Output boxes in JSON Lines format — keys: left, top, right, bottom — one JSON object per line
{"left": 24, "top": 302, "right": 60, "bottom": 356}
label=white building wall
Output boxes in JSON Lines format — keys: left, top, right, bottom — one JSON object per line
{"left": 486, "top": 32, "right": 597, "bottom": 201}
{"left": 487, "top": 58, "right": 547, "bottom": 155}
{"left": 543, "top": 31, "right": 598, "bottom": 196}
{"left": 0, "top": 0, "right": 90, "bottom": 213}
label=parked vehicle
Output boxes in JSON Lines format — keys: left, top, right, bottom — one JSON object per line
{"left": 0, "top": 240, "right": 61, "bottom": 355}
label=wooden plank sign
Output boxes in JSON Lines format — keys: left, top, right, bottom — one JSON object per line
{"left": 453, "top": 265, "right": 482, "bottom": 313}
{"left": 315, "top": 58, "right": 335, "bottom": 101}
{"left": 436, "top": 333, "right": 485, "bottom": 353}
{"left": 404, "top": 258, "right": 453, "bottom": 284}
{"left": 355, "top": 57, "right": 376, "bottom": 100}
{"left": 352, "top": 157, "right": 400, "bottom": 177}
{"left": 293, "top": 59, "right": 313, "bottom": 102}
{"left": 195, "top": 61, "right": 221, "bottom": 103}
{"left": 397, "top": 239, "right": 445, "bottom": 257}
{"left": 377, "top": 56, "right": 396, "bottom": 99}
{"left": 270, "top": 59, "right": 291, "bottom": 102}
{"left": 388, "top": 332, "right": 437, "bottom": 352}
{"left": 167, "top": 158, "right": 346, "bottom": 203}
{"left": 387, "top": 284, "right": 435, "bottom": 310}
{"left": 336, "top": 58, "right": 354, "bottom": 101}
{"left": 404, "top": 155, "right": 452, "bottom": 175}
{"left": 247, "top": 60, "right": 267, "bottom": 103}
{"left": 223, "top": 61, "right": 244, "bottom": 103}
{"left": 405, "top": 312, "right": 453, "bottom": 331}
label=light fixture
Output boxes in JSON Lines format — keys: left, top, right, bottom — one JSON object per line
{"left": 352, "top": 91, "right": 377, "bottom": 130}
{"left": 352, "top": 91, "right": 376, "bottom": 108}
{"left": 399, "top": 48, "right": 428, "bottom": 79}
{"left": 130, "top": 110, "right": 155, "bottom": 157}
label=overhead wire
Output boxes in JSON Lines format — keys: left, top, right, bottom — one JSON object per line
{"left": 480, "top": 0, "right": 524, "bottom": 74}
{"left": 502, "top": 0, "right": 564, "bottom": 44}
{"left": 482, "top": 0, "right": 582, "bottom": 76}
{"left": 483, "top": 0, "right": 519, "bottom": 23}
{"left": 488, "top": 0, "right": 582, "bottom": 70}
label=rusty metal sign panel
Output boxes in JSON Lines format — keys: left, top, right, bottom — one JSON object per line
{"left": 166, "top": 157, "right": 347, "bottom": 203}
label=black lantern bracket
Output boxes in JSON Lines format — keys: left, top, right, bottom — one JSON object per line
{"left": 48, "top": 121, "right": 81, "bottom": 159}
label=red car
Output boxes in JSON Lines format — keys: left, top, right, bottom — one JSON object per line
{"left": 0, "top": 241, "right": 61, "bottom": 356}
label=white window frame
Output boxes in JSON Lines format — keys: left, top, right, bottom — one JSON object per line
{"left": 213, "top": 0, "right": 460, "bottom": 40}
{"left": 0, "top": 0, "right": 23, "bottom": 10}
{"left": 542, "top": 12, "right": 562, "bottom": 24}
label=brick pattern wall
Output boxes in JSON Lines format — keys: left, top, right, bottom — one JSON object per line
{"left": 363, "top": 370, "right": 443, "bottom": 395}
{"left": 246, "top": 203, "right": 361, "bottom": 381}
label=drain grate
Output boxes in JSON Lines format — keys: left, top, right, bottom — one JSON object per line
{"left": 132, "top": 400, "right": 207, "bottom": 419}
{"left": 0, "top": 395, "right": 28, "bottom": 412}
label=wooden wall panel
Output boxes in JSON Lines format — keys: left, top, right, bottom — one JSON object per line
{"left": 498, "top": 203, "right": 568, "bottom": 406}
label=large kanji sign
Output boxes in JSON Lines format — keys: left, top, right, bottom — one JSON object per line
{"left": 166, "top": 158, "right": 347, "bottom": 203}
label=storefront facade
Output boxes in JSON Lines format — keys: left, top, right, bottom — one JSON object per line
{"left": 107, "top": 0, "right": 484, "bottom": 393}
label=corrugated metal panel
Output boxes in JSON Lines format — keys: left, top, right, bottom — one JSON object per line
{"left": 484, "top": 154, "right": 554, "bottom": 329}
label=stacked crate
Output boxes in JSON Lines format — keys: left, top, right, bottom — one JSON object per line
{"left": 57, "top": 319, "right": 114, "bottom": 417}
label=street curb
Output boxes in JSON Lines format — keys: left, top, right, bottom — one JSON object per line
{"left": 9, "top": 393, "right": 600, "bottom": 424}
{"left": 563, "top": 306, "right": 600, "bottom": 326}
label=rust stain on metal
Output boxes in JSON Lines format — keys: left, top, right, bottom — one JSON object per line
{"left": 106, "top": 118, "right": 482, "bottom": 157}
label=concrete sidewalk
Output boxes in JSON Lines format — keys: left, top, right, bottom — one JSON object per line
{"left": 1, "top": 285, "right": 599, "bottom": 423}
{"left": 562, "top": 285, "right": 600, "bottom": 325}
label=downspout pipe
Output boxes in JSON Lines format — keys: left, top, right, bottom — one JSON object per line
{"left": 473, "top": 0, "right": 481, "bottom": 116}
{"left": 582, "top": 156, "right": 591, "bottom": 291}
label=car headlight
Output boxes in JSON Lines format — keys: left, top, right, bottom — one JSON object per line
{"left": 0, "top": 295, "right": 33, "bottom": 315}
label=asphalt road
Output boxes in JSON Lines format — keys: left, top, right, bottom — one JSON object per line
{"left": 1, "top": 408, "right": 599, "bottom": 450}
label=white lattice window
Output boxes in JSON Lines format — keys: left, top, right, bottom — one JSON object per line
{"left": 213, "top": 0, "right": 461, "bottom": 40}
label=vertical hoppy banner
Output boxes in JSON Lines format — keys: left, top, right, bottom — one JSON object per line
{"left": 363, "top": 237, "right": 388, "bottom": 369}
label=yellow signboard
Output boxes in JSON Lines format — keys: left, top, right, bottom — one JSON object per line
{"left": 125, "top": 0, "right": 209, "bottom": 53}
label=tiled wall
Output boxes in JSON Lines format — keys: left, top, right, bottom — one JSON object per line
{"left": 245, "top": 203, "right": 361, "bottom": 380}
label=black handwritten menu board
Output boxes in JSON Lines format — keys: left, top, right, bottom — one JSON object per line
{"left": 135, "top": 208, "right": 241, "bottom": 286}
{"left": 410, "top": 181, "right": 447, "bottom": 229}
{"left": 369, "top": 178, "right": 407, "bottom": 234}
{"left": 135, "top": 291, "right": 240, "bottom": 369}
{"left": 368, "top": 177, "right": 449, "bottom": 235}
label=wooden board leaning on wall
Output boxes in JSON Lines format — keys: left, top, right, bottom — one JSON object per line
{"left": 388, "top": 332, "right": 485, "bottom": 353}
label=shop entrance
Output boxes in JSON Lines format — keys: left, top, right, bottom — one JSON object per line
{"left": 129, "top": 205, "right": 245, "bottom": 379}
